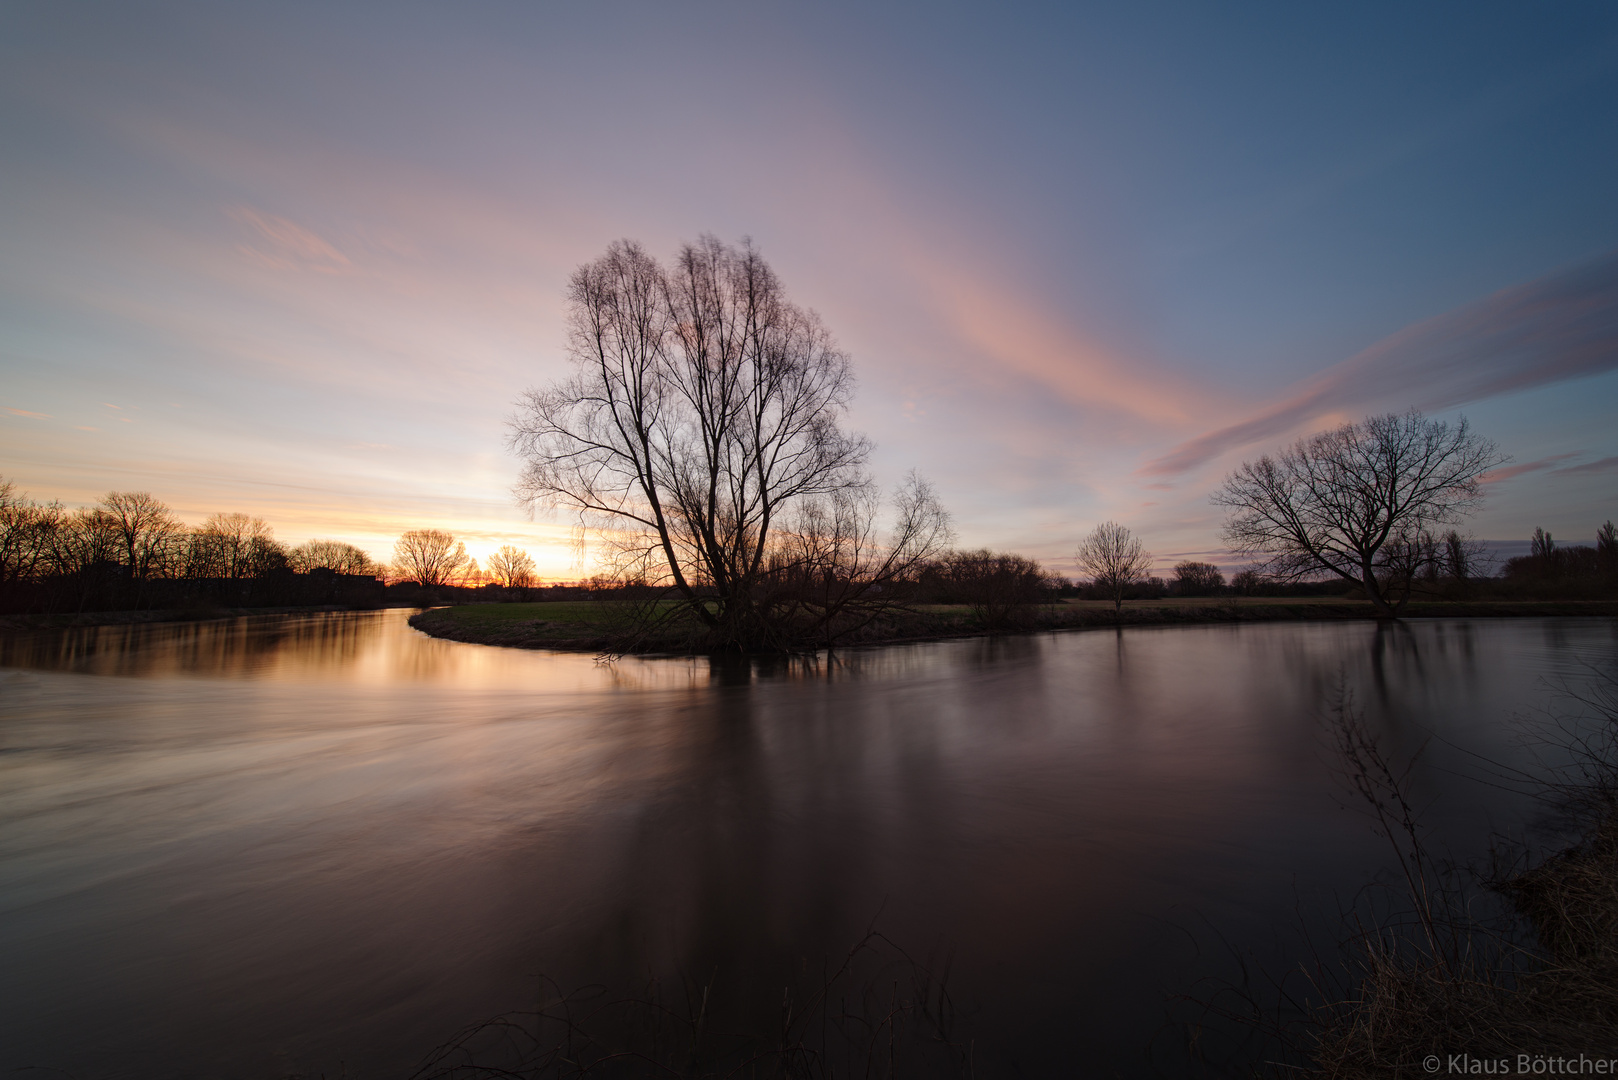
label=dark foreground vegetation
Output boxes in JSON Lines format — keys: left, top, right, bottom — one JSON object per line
{"left": 1194, "top": 680, "right": 1618, "bottom": 1077}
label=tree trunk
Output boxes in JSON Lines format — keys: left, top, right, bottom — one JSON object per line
{"left": 1360, "top": 563, "right": 1397, "bottom": 619}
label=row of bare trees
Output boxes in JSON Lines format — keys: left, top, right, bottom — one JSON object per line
{"left": 0, "top": 485, "right": 383, "bottom": 580}
{"left": 388, "top": 531, "right": 539, "bottom": 589}
{"left": 1064, "top": 413, "right": 1511, "bottom": 616}
{"left": 0, "top": 481, "right": 559, "bottom": 613}
{"left": 0, "top": 482, "right": 398, "bottom": 612}
{"left": 510, "top": 237, "right": 1531, "bottom": 647}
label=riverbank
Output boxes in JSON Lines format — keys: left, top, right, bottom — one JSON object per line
{"left": 0, "top": 603, "right": 396, "bottom": 633}
{"left": 408, "top": 597, "right": 1618, "bottom": 654}
{"left": 1302, "top": 685, "right": 1618, "bottom": 1072}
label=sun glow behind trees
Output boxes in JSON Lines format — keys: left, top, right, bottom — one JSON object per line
{"left": 4, "top": 6, "right": 1616, "bottom": 571}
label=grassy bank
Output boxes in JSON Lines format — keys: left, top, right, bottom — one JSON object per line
{"left": 1260, "top": 687, "right": 1618, "bottom": 1076}
{"left": 408, "top": 598, "right": 1618, "bottom": 655}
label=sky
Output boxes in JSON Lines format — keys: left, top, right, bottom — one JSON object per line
{"left": 3, "top": 2, "right": 1617, "bottom": 579}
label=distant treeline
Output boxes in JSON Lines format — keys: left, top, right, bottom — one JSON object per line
{"left": 4, "top": 477, "right": 1614, "bottom": 618}
{"left": 0, "top": 483, "right": 386, "bottom": 615}
{"left": 1493, "top": 523, "right": 1618, "bottom": 599}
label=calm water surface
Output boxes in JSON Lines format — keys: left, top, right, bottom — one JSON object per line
{"left": 1, "top": 611, "right": 1614, "bottom": 1077}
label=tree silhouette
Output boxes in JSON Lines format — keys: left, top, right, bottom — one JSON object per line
{"left": 393, "top": 529, "right": 468, "bottom": 588}
{"left": 509, "top": 236, "right": 946, "bottom": 650}
{"left": 1215, "top": 411, "right": 1502, "bottom": 617}
{"left": 1077, "top": 522, "right": 1151, "bottom": 613}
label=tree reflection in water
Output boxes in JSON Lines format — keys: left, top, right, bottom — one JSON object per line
{"left": 0, "top": 609, "right": 1612, "bottom": 1078}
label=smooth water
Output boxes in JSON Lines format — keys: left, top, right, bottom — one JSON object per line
{"left": 1, "top": 611, "right": 1614, "bottom": 1077}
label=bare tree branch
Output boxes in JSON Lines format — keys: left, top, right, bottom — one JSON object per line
{"left": 1213, "top": 411, "right": 1504, "bottom": 616}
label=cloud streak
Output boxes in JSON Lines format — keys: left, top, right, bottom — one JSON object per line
{"left": 228, "top": 206, "right": 351, "bottom": 274}
{"left": 1480, "top": 454, "right": 1577, "bottom": 484}
{"left": 1142, "top": 250, "right": 1618, "bottom": 476}
{"left": 1550, "top": 455, "right": 1618, "bottom": 478}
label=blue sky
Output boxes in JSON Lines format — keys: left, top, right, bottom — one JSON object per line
{"left": 3, "top": 2, "right": 1616, "bottom": 576}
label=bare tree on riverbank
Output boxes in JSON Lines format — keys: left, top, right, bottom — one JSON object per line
{"left": 508, "top": 236, "right": 949, "bottom": 650}
{"left": 1077, "top": 522, "right": 1151, "bottom": 613}
{"left": 1214, "top": 411, "right": 1503, "bottom": 617}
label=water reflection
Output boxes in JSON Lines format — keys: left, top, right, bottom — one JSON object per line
{"left": 0, "top": 611, "right": 1613, "bottom": 1078}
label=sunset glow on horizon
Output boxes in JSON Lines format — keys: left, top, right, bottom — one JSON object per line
{"left": 4, "top": 3, "right": 1617, "bottom": 577}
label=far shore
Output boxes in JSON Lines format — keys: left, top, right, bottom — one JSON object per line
{"left": 406, "top": 597, "right": 1618, "bottom": 655}
{"left": 1, "top": 597, "right": 1613, "bottom": 647}
{"left": 0, "top": 602, "right": 409, "bottom": 633}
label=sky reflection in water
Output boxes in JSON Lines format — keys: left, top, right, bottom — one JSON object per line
{"left": 1, "top": 610, "right": 1615, "bottom": 1077}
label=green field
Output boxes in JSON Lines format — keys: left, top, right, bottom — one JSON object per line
{"left": 409, "top": 596, "right": 1618, "bottom": 655}
{"left": 420, "top": 601, "right": 612, "bottom": 627}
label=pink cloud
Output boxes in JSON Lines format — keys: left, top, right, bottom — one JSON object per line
{"left": 905, "top": 262, "right": 1196, "bottom": 426}
{"left": 1480, "top": 454, "right": 1577, "bottom": 484}
{"left": 228, "top": 206, "right": 351, "bottom": 273}
{"left": 4, "top": 407, "right": 52, "bottom": 418}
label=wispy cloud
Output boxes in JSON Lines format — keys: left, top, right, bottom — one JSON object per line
{"left": 4, "top": 407, "right": 52, "bottom": 418}
{"left": 1142, "top": 250, "right": 1618, "bottom": 476}
{"left": 1553, "top": 455, "right": 1618, "bottom": 477}
{"left": 228, "top": 206, "right": 352, "bottom": 274}
{"left": 903, "top": 261, "right": 1195, "bottom": 426}
{"left": 1480, "top": 454, "right": 1577, "bottom": 484}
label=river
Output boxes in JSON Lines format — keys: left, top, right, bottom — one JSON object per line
{"left": 1, "top": 610, "right": 1613, "bottom": 1077}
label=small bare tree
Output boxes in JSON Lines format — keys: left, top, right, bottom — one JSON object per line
{"left": 1214, "top": 411, "right": 1503, "bottom": 617}
{"left": 1172, "top": 560, "right": 1224, "bottom": 597}
{"left": 930, "top": 548, "right": 1051, "bottom": 630}
{"left": 1077, "top": 522, "right": 1151, "bottom": 613}
{"left": 392, "top": 529, "right": 468, "bottom": 588}
{"left": 487, "top": 545, "right": 538, "bottom": 589}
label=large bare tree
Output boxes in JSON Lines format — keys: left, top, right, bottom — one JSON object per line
{"left": 510, "top": 236, "right": 945, "bottom": 649}
{"left": 1213, "top": 411, "right": 1503, "bottom": 617}
{"left": 1076, "top": 521, "right": 1152, "bottom": 613}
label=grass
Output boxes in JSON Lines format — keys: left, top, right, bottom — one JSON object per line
{"left": 409, "top": 597, "right": 1618, "bottom": 656}
{"left": 409, "top": 600, "right": 706, "bottom": 652}
{"left": 421, "top": 601, "right": 616, "bottom": 627}
{"left": 1220, "top": 681, "right": 1618, "bottom": 1077}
